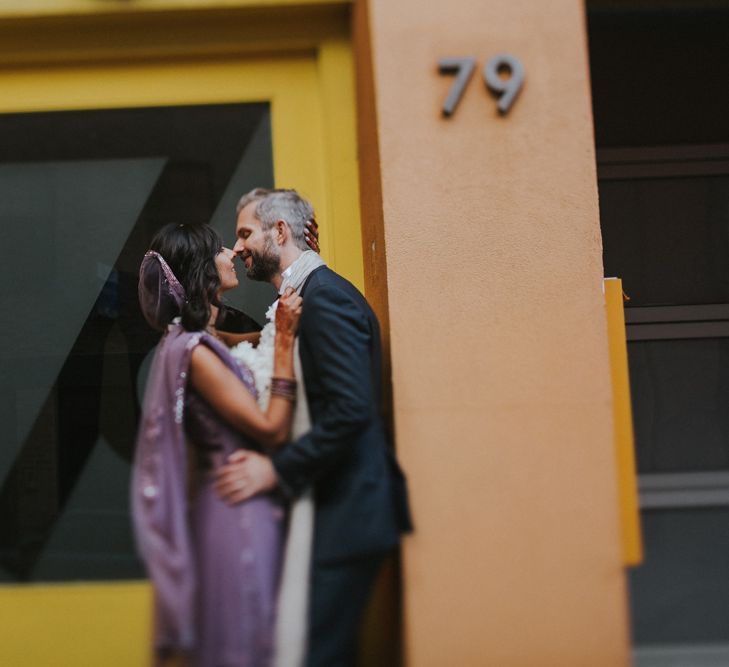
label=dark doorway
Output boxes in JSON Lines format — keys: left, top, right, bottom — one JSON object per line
{"left": 589, "top": 1, "right": 729, "bottom": 660}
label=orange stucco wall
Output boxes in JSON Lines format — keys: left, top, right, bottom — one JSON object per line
{"left": 355, "top": 0, "right": 631, "bottom": 665}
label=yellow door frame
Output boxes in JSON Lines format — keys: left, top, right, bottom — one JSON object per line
{"left": 604, "top": 278, "right": 643, "bottom": 567}
{"left": 0, "top": 3, "right": 361, "bottom": 665}
{"left": 0, "top": 0, "right": 362, "bottom": 289}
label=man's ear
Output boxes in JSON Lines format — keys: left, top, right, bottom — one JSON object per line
{"left": 274, "top": 219, "right": 288, "bottom": 245}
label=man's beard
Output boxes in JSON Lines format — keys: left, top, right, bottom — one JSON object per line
{"left": 245, "top": 238, "right": 280, "bottom": 282}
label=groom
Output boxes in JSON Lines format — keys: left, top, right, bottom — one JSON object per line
{"left": 217, "top": 188, "right": 411, "bottom": 666}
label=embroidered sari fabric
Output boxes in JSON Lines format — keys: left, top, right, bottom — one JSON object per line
{"left": 131, "top": 325, "right": 284, "bottom": 666}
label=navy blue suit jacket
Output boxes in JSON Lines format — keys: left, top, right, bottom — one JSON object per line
{"left": 272, "top": 266, "right": 411, "bottom": 564}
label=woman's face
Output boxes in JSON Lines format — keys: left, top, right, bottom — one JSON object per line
{"left": 215, "top": 247, "right": 239, "bottom": 292}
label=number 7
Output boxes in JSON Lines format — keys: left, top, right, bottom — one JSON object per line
{"left": 438, "top": 57, "right": 477, "bottom": 116}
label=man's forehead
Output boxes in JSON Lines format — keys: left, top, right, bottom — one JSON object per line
{"left": 236, "top": 204, "right": 261, "bottom": 230}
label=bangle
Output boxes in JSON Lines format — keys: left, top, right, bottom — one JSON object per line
{"left": 271, "top": 377, "right": 297, "bottom": 402}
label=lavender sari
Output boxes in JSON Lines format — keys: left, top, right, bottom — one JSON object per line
{"left": 132, "top": 252, "right": 285, "bottom": 666}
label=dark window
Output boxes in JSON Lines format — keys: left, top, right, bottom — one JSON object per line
{"left": 628, "top": 337, "right": 729, "bottom": 474}
{"left": 0, "top": 103, "right": 274, "bottom": 582}
{"left": 630, "top": 507, "right": 729, "bottom": 644}
{"left": 589, "top": 0, "right": 729, "bottom": 653}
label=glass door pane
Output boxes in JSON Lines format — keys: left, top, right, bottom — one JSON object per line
{"left": 0, "top": 103, "right": 274, "bottom": 582}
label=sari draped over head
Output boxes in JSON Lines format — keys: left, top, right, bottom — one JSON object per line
{"left": 133, "top": 250, "right": 198, "bottom": 649}
{"left": 131, "top": 324, "right": 204, "bottom": 650}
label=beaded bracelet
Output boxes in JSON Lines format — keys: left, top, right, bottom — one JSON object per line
{"left": 271, "top": 377, "right": 297, "bottom": 401}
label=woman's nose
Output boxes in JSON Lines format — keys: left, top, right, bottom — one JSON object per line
{"left": 223, "top": 247, "right": 235, "bottom": 259}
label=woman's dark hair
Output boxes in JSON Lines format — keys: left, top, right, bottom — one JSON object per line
{"left": 149, "top": 223, "right": 223, "bottom": 331}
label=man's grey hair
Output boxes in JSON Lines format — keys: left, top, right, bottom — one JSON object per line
{"left": 236, "top": 188, "right": 313, "bottom": 252}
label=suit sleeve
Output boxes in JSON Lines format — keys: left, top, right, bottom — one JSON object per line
{"left": 272, "top": 284, "right": 373, "bottom": 496}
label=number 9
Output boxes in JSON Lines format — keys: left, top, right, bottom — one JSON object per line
{"left": 483, "top": 54, "right": 524, "bottom": 115}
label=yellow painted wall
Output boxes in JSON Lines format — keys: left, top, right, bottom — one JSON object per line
{"left": 0, "top": 582, "right": 151, "bottom": 666}
{"left": 1, "top": 0, "right": 343, "bottom": 17}
{"left": 356, "top": 0, "right": 631, "bottom": 664}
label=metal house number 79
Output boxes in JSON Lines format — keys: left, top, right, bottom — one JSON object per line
{"left": 438, "top": 54, "right": 525, "bottom": 116}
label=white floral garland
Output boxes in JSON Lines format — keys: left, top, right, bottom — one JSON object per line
{"left": 229, "top": 301, "right": 277, "bottom": 410}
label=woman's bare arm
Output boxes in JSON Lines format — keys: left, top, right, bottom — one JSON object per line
{"left": 189, "top": 289, "right": 301, "bottom": 448}
{"left": 189, "top": 346, "right": 293, "bottom": 447}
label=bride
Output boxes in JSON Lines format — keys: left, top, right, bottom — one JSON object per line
{"left": 133, "top": 222, "right": 311, "bottom": 667}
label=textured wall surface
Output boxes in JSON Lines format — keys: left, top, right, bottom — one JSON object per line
{"left": 356, "top": 0, "right": 631, "bottom": 664}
